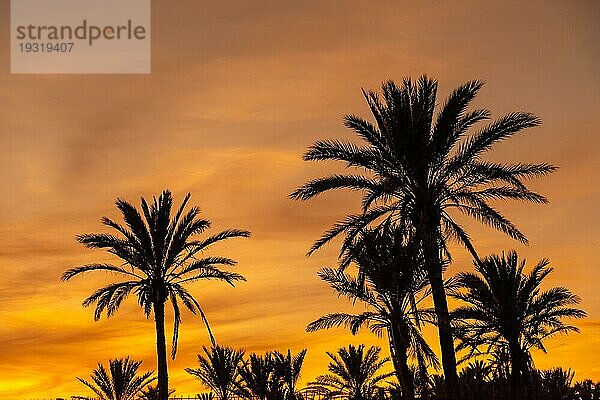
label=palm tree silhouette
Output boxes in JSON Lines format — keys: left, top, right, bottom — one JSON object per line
{"left": 62, "top": 190, "right": 250, "bottom": 400}
{"left": 534, "top": 368, "right": 576, "bottom": 400}
{"left": 307, "top": 223, "right": 438, "bottom": 400}
{"left": 139, "top": 385, "right": 176, "bottom": 400}
{"left": 77, "top": 357, "right": 155, "bottom": 400}
{"left": 238, "top": 352, "right": 282, "bottom": 400}
{"left": 237, "top": 349, "right": 307, "bottom": 400}
{"left": 272, "top": 349, "right": 307, "bottom": 400}
{"left": 309, "top": 344, "right": 394, "bottom": 400}
{"left": 457, "top": 360, "right": 494, "bottom": 400}
{"left": 450, "top": 251, "right": 586, "bottom": 398}
{"left": 573, "top": 379, "right": 600, "bottom": 400}
{"left": 186, "top": 344, "right": 245, "bottom": 400}
{"left": 291, "top": 76, "right": 555, "bottom": 393}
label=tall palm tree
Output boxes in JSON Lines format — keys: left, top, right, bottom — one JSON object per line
{"left": 62, "top": 190, "right": 250, "bottom": 400}
{"left": 450, "top": 251, "right": 586, "bottom": 398}
{"left": 186, "top": 344, "right": 245, "bottom": 400}
{"left": 310, "top": 344, "right": 394, "bottom": 400}
{"left": 77, "top": 357, "right": 155, "bottom": 400}
{"left": 272, "top": 349, "right": 308, "bottom": 400}
{"left": 307, "top": 223, "right": 438, "bottom": 400}
{"left": 291, "top": 76, "right": 556, "bottom": 393}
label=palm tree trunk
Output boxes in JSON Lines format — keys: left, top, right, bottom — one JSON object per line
{"left": 427, "top": 267, "right": 457, "bottom": 398}
{"left": 421, "top": 229, "right": 458, "bottom": 399}
{"left": 415, "top": 345, "right": 430, "bottom": 400}
{"left": 388, "top": 320, "right": 415, "bottom": 400}
{"left": 415, "top": 209, "right": 458, "bottom": 398}
{"left": 154, "top": 300, "right": 169, "bottom": 400}
{"left": 509, "top": 340, "right": 529, "bottom": 400}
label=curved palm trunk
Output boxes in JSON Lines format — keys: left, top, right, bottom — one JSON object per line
{"left": 427, "top": 268, "right": 457, "bottom": 398}
{"left": 388, "top": 321, "right": 415, "bottom": 400}
{"left": 153, "top": 300, "right": 169, "bottom": 400}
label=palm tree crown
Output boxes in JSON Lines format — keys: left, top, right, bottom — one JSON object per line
{"left": 272, "top": 349, "right": 308, "bottom": 400}
{"left": 186, "top": 345, "right": 245, "bottom": 400}
{"left": 450, "top": 251, "right": 585, "bottom": 390}
{"left": 224, "top": 349, "right": 307, "bottom": 400}
{"left": 77, "top": 357, "right": 155, "bottom": 400}
{"left": 310, "top": 344, "right": 394, "bottom": 400}
{"left": 291, "top": 77, "right": 553, "bottom": 254}
{"left": 237, "top": 352, "right": 281, "bottom": 400}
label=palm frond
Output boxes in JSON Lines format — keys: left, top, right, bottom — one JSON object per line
{"left": 290, "top": 174, "right": 378, "bottom": 201}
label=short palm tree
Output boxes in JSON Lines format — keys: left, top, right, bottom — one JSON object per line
{"left": 307, "top": 223, "right": 438, "bottom": 400}
{"left": 272, "top": 349, "right": 308, "bottom": 400}
{"left": 291, "top": 76, "right": 556, "bottom": 392}
{"left": 62, "top": 190, "right": 250, "bottom": 400}
{"left": 237, "top": 349, "right": 307, "bottom": 400}
{"left": 238, "top": 352, "right": 282, "bottom": 400}
{"left": 139, "top": 385, "right": 176, "bottom": 400}
{"left": 458, "top": 360, "right": 494, "bottom": 400}
{"left": 186, "top": 344, "right": 245, "bottom": 400}
{"left": 77, "top": 357, "right": 155, "bottom": 400}
{"left": 534, "top": 368, "right": 576, "bottom": 400}
{"left": 573, "top": 379, "right": 600, "bottom": 400}
{"left": 309, "top": 344, "right": 394, "bottom": 400}
{"left": 450, "top": 251, "right": 586, "bottom": 397}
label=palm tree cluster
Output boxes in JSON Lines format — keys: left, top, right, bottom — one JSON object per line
{"left": 426, "top": 364, "right": 600, "bottom": 400}
{"left": 185, "top": 345, "right": 307, "bottom": 400}
{"left": 63, "top": 76, "right": 593, "bottom": 400}
{"left": 305, "top": 229, "right": 586, "bottom": 399}
{"left": 76, "top": 349, "right": 600, "bottom": 400}
{"left": 291, "top": 76, "right": 586, "bottom": 399}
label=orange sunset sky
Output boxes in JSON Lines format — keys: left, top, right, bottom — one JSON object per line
{"left": 0, "top": 1, "right": 599, "bottom": 398}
